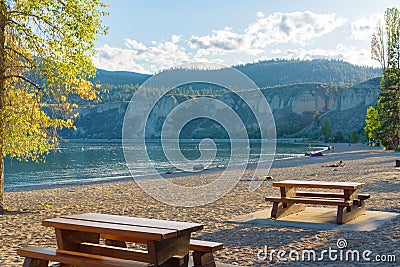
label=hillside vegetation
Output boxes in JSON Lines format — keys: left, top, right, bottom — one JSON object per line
{"left": 95, "top": 59, "right": 381, "bottom": 103}
{"left": 235, "top": 59, "right": 380, "bottom": 88}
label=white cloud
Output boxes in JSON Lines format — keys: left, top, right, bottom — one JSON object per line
{"left": 94, "top": 35, "right": 190, "bottom": 73}
{"left": 256, "top": 11, "right": 265, "bottom": 18}
{"left": 274, "top": 44, "right": 378, "bottom": 67}
{"left": 125, "top": 39, "right": 147, "bottom": 51}
{"left": 188, "top": 11, "right": 347, "bottom": 57}
{"left": 171, "top": 34, "right": 181, "bottom": 43}
{"left": 189, "top": 27, "right": 251, "bottom": 56}
{"left": 271, "top": 49, "right": 282, "bottom": 54}
{"left": 92, "top": 44, "right": 150, "bottom": 74}
{"left": 246, "top": 11, "right": 347, "bottom": 47}
{"left": 351, "top": 13, "right": 381, "bottom": 41}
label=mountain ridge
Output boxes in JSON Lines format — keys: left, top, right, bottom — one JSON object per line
{"left": 95, "top": 58, "right": 381, "bottom": 90}
{"left": 62, "top": 76, "right": 382, "bottom": 139}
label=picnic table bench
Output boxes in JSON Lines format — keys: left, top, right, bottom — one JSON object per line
{"left": 265, "top": 180, "right": 370, "bottom": 224}
{"left": 17, "top": 213, "right": 223, "bottom": 267}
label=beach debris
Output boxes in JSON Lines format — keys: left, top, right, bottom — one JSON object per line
{"left": 193, "top": 164, "right": 205, "bottom": 171}
{"left": 250, "top": 175, "right": 273, "bottom": 181}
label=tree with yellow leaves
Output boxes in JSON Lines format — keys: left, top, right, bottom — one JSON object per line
{"left": 0, "top": 0, "right": 107, "bottom": 213}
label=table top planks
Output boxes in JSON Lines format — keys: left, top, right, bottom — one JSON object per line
{"left": 42, "top": 213, "right": 203, "bottom": 241}
{"left": 42, "top": 217, "right": 178, "bottom": 241}
{"left": 62, "top": 213, "right": 203, "bottom": 232}
{"left": 272, "top": 180, "right": 365, "bottom": 190}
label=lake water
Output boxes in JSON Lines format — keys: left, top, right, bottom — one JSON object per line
{"left": 4, "top": 140, "right": 320, "bottom": 191}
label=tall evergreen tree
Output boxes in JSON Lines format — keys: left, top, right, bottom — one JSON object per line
{"left": 369, "top": 7, "right": 400, "bottom": 150}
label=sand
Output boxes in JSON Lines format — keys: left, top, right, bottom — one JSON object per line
{"left": 1, "top": 143, "right": 399, "bottom": 266}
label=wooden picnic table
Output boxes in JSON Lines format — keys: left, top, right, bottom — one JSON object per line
{"left": 265, "top": 180, "right": 370, "bottom": 224}
{"left": 41, "top": 213, "right": 203, "bottom": 267}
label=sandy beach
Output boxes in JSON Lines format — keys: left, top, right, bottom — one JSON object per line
{"left": 1, "top": 143, "right": 400, "bottom": 266}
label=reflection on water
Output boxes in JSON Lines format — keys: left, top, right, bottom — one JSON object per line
{"left": 4, "top": 139, "right": 309, "bottom": 191}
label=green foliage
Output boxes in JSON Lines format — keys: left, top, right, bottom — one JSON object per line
{"left": 349, "top": 130, "right": 358, "bottom": 143}
{"left": 333, "top": 131, "right": 345, "bottom": 143}
{"left": 364, "top": 106, "right": 380, "bottom": 141}
{"left": 235, "top": 59, "right": 381, "bottom": 88}
{"left": 277, "top": 121, "right": 302, "bottom": 137}
{"left": 369, "top": 8, "right": 400, "bottom": 150}
{"left": 320, "top": 117, "right": 332, "bottom": 142}
{"left": 1, "top": 0, "right": 108, "bottom": 157}
{"left": 0, "top": 0, "right": 107, "bottom": 211}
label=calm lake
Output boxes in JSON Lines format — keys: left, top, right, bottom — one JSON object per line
{"left": 4, "top": 139, "right": 316, "bottom": 191}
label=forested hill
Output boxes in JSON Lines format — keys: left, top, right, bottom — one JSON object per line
{"left": 95, "top": 69, "right": 150, "bottom": 85}
{"left": 234, "top": 59, "right": 381, "bottom": 88}
{"left": 95, "top": 59, "right": 381, "bottom": 88}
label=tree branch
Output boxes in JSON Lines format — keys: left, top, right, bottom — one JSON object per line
{"left": 4, "top": 46, "right": 34, "bottom": 64}
{"left": 4, "top": 75, "right": 42, "bottom": 92}
{"left": 8, "top": 10, "right": 62, "bottom": 33}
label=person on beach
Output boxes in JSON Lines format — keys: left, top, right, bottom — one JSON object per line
{"left": 323, "top": 160, "right": 345, "bottom": 167}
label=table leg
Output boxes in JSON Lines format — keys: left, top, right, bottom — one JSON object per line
{"left": 271, "top": 202, "right": 305, "bottom": 219}
{"left": 344, "top": 189, "right": 359, "bottom": 201}
{"left": 55, "top": 229, "right": 100, "bottom": 251}
{"left": 147, "top": 234, "right": 190, "bottom": 267}
{"left": 271, "top": 186, "right": 305, "bottom": 219}
{"left": 336, "top": 188, "right": 365, "bottom": 224}
{"left": 22, "top": 258, "right": 48, "bottom": 267}
{"left": 280, "top": 186, "right": 296, "bottom": 208}
{"left": 193, "top": 251, "right": 216, "bottom": 267}
{"left": 337, "top": 199, "right": 366, "bottom": 224}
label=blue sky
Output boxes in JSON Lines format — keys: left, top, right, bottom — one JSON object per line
{"left": 93, "top": 0, "right": 400, "bottom": 74}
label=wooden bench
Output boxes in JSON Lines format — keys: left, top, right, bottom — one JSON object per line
{"left": 17, "top": 246, "right": 149, "bottom": 267}
{"left": 265, "top": 180, "right": 370, "bottom": 224}
{"left": 17, "top": 240, "right": 223, "bottom": 267}
{"left": 265, "top": 196, "right": 353, "bottom": 206}
{"left": 190, "top": 240, "right": 223, "bottom": 267}
{"left": 101, "top": 234, "right": 224, "bottom": 267}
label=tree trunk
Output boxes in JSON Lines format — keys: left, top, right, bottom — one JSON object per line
{"left": 0, "top": 1, "right": 6, "bottom": 214}
{"left": 0, "top": 156, "right": 4, "bottom": 213}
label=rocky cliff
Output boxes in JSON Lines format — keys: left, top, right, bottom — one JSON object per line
{"left": 61, "top": 78, "right": 381, "bottom": 139}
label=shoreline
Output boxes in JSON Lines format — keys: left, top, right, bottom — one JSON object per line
{"left": 2, "top": 143, "right": 399, "bottom": 266}
{"left": 4, "top": 142, "right": 328, "bottom": 193}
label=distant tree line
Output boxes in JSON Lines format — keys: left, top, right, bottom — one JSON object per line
{"left": 235, "top": 59, "right": 381, "bottom": 88}
{"left": 97, "top": 83, "right": 229, "bottom": 103}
